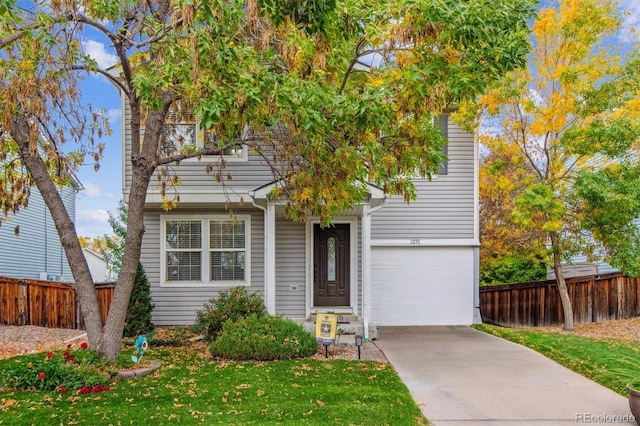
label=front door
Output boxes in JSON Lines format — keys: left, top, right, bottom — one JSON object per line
{"left": 314, "top": 224, "right": 350, "bottom": 306}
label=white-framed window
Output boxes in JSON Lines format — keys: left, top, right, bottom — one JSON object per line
{"left": 162, "top": 215, "right": 251, "bottom": 286}
{"left": 410, "top": 114, "right": 449, "bottom": 180}
{"left": 150, "top": 100, "right": 248, "bottom": 161}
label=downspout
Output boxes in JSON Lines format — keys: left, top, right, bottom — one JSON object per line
{"left": 362, "top": 198, "right": 386, "bottom": 341}
{"left": 472, "top": 127, "right": 482, "bottom": 324}
{"left": 251, "top": 197, "right": 275, "bottom": 315}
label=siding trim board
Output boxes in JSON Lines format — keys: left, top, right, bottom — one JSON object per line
{"left": 371, "top": 239, "right": 479, "bottom": 247}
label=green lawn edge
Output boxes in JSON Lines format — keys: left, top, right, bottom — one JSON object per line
{"left": 473, "top": 323, "right": 640, "bottom": 396}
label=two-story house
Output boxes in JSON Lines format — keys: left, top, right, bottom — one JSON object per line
{"left": 120, "top": 104, "right": 480, "bottom": 339}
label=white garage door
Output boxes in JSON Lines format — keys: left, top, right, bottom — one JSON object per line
{"left": 371, "top": 246, "right": 475, "bottom": 325}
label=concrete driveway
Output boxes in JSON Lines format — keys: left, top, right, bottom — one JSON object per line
{"left": 375, "top": 326, "right": 634, "bottom": 425}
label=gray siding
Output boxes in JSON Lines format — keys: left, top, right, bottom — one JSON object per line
{"left": 274, "top": 218, "right": 306, "bottom": 318}
{"left": 371, "top": 121, "right": 475, "bottom": 239}
{"left": 142, "top": 206, "right": 265, "bottom": 326}
{"left": 0, "top": 185, "right": 75, "bottom": 281}
{"left": 121, "top": 100, "right": 275, "bottom": 196}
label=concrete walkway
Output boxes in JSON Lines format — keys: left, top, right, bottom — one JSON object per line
{"left": 375, "top": 326, "right": 634, "bottom": 425}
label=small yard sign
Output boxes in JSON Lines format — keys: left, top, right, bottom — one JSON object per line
{"left": 315, "top": 313, "right": 338, "bottom": 345}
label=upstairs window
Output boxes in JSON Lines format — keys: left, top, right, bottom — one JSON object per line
{"left": 436, "top": 114, "right": 449, "bottom": 175}
{"left": 147, "top": 100, "right": 247, "bottom": 161}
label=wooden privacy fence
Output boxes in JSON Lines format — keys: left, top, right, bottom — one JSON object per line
{"left": 480, "top": 273, "right": 640, "bottom": 328}
{"left": 0, "top": 277, "right": 114, "bottom": 329}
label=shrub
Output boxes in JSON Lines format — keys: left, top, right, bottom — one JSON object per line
{"left": 1, "top": 342, "right": 110, "bottom": 393}
{"left": 480, "top": 254, "right": 547, "bottom": 285}
{"left": 123, "top": 263, "right": 155, "bottom": 338}
{"left": 192, "top": 287, "right": 266, "bottom": 341}
{"left": 209, "top": 314, "right": 317, "bottom": 361}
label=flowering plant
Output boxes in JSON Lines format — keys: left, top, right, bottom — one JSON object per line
{"left": 0, "top": 341, "right": 110, "bottom": 393}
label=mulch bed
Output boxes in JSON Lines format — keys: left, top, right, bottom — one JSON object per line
{"left": 525, "top": 316, "right": 640, "bottom": 341}
{"left": 0, "top": 325, "right": 87, "bottom": 360}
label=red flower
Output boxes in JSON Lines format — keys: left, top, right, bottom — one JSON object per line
{"left": 38, "top": 372, "right": 45, "bottom": 380}
{"left": 60, "top": 386, "right": 66, "bottom": 393}
{"left": 80, "top": 342, "right": 88, "bottom": 349}
{"left": 66, "top": 355, "right": 74, "bottom": 362}
{"left": 63, "top": 351, "right": 69, "bottom": 357}
{"left": 67, "top": 343, "right": 72, "bottom": 349}
{"left": 46, "top": 352, "right": 53, "bottom": 359}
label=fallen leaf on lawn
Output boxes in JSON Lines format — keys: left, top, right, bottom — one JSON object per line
{"left": 257, "top": 389, "right": 265, "bottom": 397}
{"left": 173, "top": 403, "right": 185, "bottom": 408}
{"left": 291, "top": 383, "right": 301, "bottom": 388}
{"left": 0, "top": 399, "right": 18, "bottom": 411}
{"left": 222, "top": 396, "right": 227, "bottom": 403}
{"left": 316, "top": 400, "right": 325, "bottom": 407}
{"left": 235, "top": 383, "right": 250, "bottom": 389}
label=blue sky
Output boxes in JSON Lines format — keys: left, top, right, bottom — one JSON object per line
{"left": 73, "top": 1, "right": 640, "bottom": 238}
{"left": 73, "top": 41, "right": 121, "bottom": 238}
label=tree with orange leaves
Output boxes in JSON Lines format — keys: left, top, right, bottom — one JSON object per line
{"left": 479, "top": 140, "right": 547, "bottom": 285}
{"left": 461, "top": 0, "right": 640, "bottom": 330}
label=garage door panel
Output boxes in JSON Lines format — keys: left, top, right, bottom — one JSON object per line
{"left": 371, "top": 247, "right": 474, "bottom": 325}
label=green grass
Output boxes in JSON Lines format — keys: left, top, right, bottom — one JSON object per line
{"left": 0, "top": 342, "right": 427, "bottom": 425}
{"left": 474, "top": 323, "right": 640, "bottom": 396}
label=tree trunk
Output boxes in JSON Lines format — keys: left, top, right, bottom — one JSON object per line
{"left": 10, "top": 115, "right": 105, "bottom": 347}
{"left": 99, "top": 107, "right": 164, "bottom": 361}
{"left": 550, "top": 231, "right": 574, "bottom": 331}
{"left": 100, "top": 161, "right": 155, "bottom": 360}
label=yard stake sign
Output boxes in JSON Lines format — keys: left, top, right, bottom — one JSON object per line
{"left": 315, "top": 314, "right": 338, "bottom": 358}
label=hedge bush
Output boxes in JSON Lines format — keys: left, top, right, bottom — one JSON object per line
{"left": 209, "top": 314, "right": 317, "bottom": 361}
{"left": 480, "top": 254, "right": 547, "bottom": 286}
{"left": 191, "top": 287, "right": 266, "bottom": 341}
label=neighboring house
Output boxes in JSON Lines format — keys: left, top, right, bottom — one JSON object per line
{"left": 120, "top": 107, "right": 479, "bottom": 338}
{"left": 0, "top": 180, "right": 82, "bottom": 282}
{"left": 82, "top": 248, "right": 109, "bottom": 283}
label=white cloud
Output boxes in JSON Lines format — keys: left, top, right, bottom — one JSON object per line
{"left": 81, "top": 182, "right": 115, "bottom": 198}
{"left": 82, "top": 39, "right": 118, "bottom": 69}
{"left": 75, "top": 209, "right": 111, "bottom": 237}
{"left": 106, "top": 109, "right": 121, "bottom": 123}
{"left": 77, "top": 209, "right": 110, "bottom": 222}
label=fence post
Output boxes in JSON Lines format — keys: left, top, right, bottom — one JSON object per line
{"left": 18, "top": 279, "right": 27, "bottom": 325}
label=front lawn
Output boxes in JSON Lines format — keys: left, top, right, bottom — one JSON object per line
{"left": 0, "top": 341, "right": 427, "bottom": 425}
{"left": 474, "top": 323, "right": 640, "bottom": 396}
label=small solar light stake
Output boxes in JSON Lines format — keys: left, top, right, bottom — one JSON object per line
{"left": 355, "top": 334, "right": 363, "bottom": 360}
